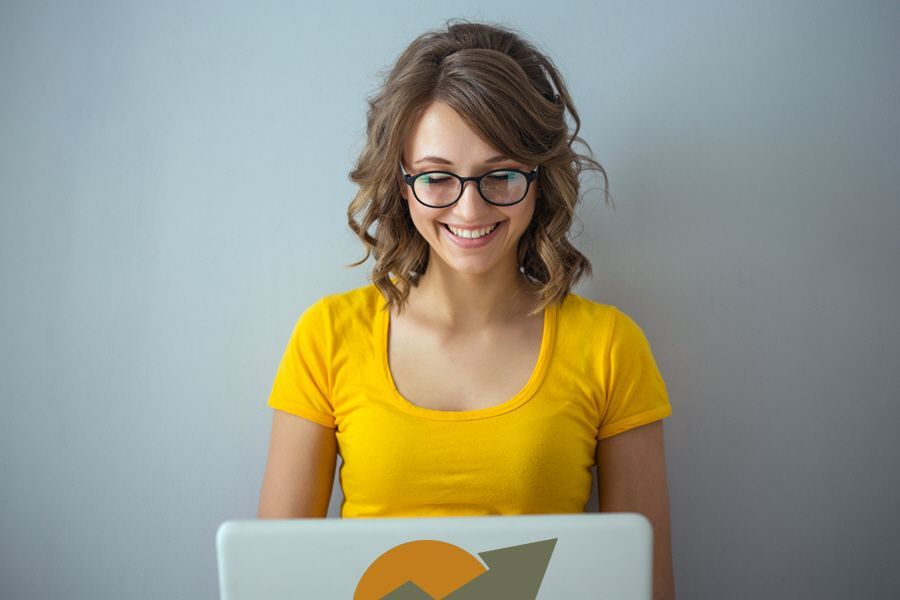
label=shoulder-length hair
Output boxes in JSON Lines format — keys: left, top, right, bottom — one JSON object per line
{"left": 347, "top": 19, "right": 611, "bottom": 316}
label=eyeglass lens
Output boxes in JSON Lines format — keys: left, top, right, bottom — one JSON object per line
{"left": 414, "top": 171, "right": 528, "bottom": 206}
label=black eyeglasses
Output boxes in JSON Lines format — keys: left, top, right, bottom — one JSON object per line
{"left": 400, "top": 163, "right": 540, "bottom": 208}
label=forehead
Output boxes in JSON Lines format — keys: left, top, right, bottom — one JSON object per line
{"left": 404, "top": 101, "right": 503, "bottom": 165}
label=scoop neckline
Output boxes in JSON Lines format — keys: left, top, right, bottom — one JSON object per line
{"left": 377, "top": 294, "right": 558, "bottom": 422}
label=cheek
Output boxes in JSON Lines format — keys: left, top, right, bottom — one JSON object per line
{"left": 402, "top": 190, "right": 420, "bottom": 225}
{"left": 512, "top": 201, "right": 536, "bottom": 229}
{"left": 406, "top": 202, "right": 438, "bottom": 239}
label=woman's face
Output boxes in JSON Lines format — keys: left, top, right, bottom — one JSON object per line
{"left": 401, "top": 101, "right": 537, "bottom": 279}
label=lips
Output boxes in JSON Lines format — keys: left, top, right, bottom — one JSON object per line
{"left": 440, "top": 221, "right": 502, "bottom": 229}
{"left": 439, "top": 220, "right": 505, "bottom": 247}
{"left": 441, "top": 222, "right": 501, "bottom": 239}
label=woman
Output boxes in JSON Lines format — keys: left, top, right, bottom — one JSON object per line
{"left": 257, "top": 19, "right": 674, "bottom": 598}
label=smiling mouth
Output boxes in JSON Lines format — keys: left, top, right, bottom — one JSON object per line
{"left": 441, "top": 221, "right": 502, "bottom": 239}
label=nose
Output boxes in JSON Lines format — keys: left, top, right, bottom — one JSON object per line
{"left": 453, "top": 179, "right": 492, "bottom": 221}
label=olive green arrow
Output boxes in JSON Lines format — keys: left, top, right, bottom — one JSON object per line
{"left": 443, "top": 538, "right": 557, "bottom": 599}
{"left": 381, "top": 538, "right": 557, "bottom": 600}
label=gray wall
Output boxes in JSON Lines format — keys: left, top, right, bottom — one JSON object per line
{"left": 2, "top": 1, "right": 898, "bottom": 598}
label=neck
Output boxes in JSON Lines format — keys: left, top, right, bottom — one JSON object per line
{"left": 408, "top": 252, "right": 540, "bottom": 333}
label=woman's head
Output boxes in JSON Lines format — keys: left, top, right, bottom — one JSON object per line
{"left": 400, "top": 99, "right": 540, "bottom": 288}
{"left": 347, "top": 19, "right": 609, "bottom": 314}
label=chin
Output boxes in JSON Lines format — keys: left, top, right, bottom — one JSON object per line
{"left": 442, "top": 256, "right": 512, "bottom": 278}
{"left": 452, "top": 266, "right": 497, "bottom": 277}
{"left": 427, "top": 239, "right": 520, "bottom": 278}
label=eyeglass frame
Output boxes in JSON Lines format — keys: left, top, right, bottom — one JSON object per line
{"left": 399, "top": 162, "right": 540, "bottom": 208}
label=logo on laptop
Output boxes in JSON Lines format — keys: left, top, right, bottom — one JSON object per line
{"left": 353, "top": 538, "right": 557, "bottom": 599}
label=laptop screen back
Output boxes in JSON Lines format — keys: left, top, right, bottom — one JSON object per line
{"left": 216, "top": 512, "right": 652, "bottom": 599}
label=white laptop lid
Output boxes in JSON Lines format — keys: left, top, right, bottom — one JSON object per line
{"left": 216, "top": 513, "right": 652, "bottom": 599}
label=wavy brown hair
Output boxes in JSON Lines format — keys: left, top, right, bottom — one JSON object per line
{"left": 347, "top": 18, "right": 611, "bottom": 316}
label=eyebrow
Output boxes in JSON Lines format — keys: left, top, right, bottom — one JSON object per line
{"left": 414, "top": 154, "right": 513, "bottom": 165}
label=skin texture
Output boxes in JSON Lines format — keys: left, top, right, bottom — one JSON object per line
{"left": 389, "top": 99, "right": 549, "bottom": 412}
{"left": 400, "top": 100, "right": 542, "bottom": 333}
{"left": 257, "top": 410, "right": 336, "bottom": 519}
{"left": 402, "top": 100, "right": 536, "bottom": 272}
{"left": 598, "top": 420, "right": 675, "bottom": 600}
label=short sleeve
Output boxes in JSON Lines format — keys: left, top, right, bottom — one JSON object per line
{"left": 597, "top": 308, "right": 672, "bottom": 440}
{"left": 267, "top": 297, "right": 337, "bottom": 429}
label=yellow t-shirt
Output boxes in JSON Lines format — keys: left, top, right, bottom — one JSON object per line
{"left": 268, "top": 283, "right": 672, "bottom": 518}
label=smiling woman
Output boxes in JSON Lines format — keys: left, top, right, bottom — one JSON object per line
{"left": 257, "top": 18, "right": 674, "bottom": 600}
{"left": 345, "top": 22, "right": 610, "bottom": 312}
{"left": 398, "top": 101, "right": 539, "bottom": 281}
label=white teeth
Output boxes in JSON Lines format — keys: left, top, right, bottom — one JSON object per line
{"left": 446, "top": 222, "right": 499, "bottom": 239}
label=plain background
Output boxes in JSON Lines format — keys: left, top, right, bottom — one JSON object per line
{"left": 2, "top": 1, "right": 898, "bottom": 598}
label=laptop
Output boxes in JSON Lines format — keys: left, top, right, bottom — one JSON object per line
{"left": 216, "top": 512, "right": 652, "bottom": 599}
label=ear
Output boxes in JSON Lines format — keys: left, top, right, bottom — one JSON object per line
{"left": 398, "top": 173, "right": 410, "bottom": 203}
{"left": 400, "top": 181, "right": 412, "bottom": 205}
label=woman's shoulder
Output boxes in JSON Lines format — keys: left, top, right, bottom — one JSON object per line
{"left": 311, "top": 281, "right": 385, "bottom": 322}
{"left": 559, "top": 291, "right": 622, "bottom": 326}
{"left": 559, "top": 292, "right": 658, "bottom": 351}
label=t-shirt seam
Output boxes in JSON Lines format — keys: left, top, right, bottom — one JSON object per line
{"left": 269, "top": 394, "right": 336, "bottom": 428}
{"left": 320, "top": 294, "right": 335, "bottom": 411}
{"left": 381, "top": 292, "right": 554, "bottom": 422}
{"left": 600, "top": 305, "right": 619, "bottom": 425}
{"left": 597, "top": 404, "right": 671, "bottom": 439}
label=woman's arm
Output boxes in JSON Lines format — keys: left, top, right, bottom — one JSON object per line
{"left": 257, "top": 409, "right": 337, "bottom": 518}
{"left": 597, "top": 420, "right": 675, "bottom": 600}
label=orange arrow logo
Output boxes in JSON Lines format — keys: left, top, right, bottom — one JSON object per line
{"left": 354, "top": 538, "right": 557, "bottom": 599}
